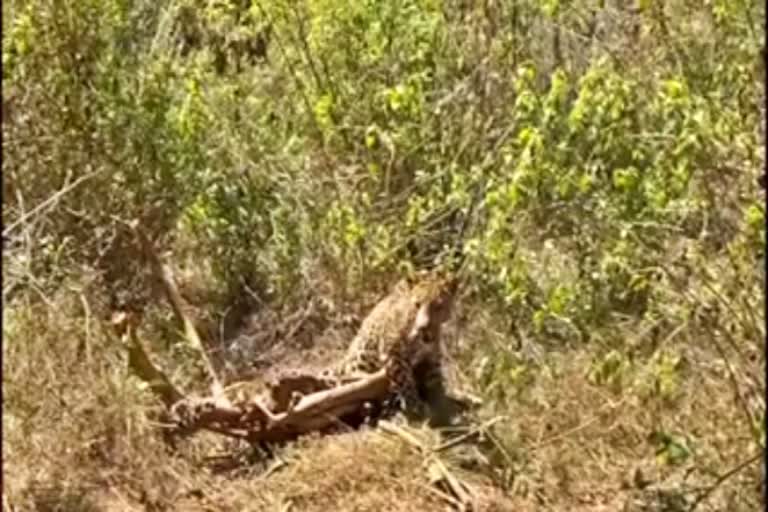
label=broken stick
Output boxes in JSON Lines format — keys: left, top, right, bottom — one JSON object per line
{"left": 127, "top": 219, "right": 226, "bottom": 401}
{"left": 110, "top": 310, "right": 185, "bottom": 408}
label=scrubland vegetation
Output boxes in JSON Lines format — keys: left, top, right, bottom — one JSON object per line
{"left": 3, "top": 0, "right": 765, "bottom": 510}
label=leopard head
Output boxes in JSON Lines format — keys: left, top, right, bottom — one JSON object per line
{"left": 408, "top": 270, "right": 459, "bottom": 330}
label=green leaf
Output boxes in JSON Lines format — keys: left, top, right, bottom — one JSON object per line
{"left": 652, "top": 431, "right": 692, "bottom": 466}
{"left": 313, "top": 94, "right": 335, "bottom": 129}
{"left": 365, "top": 126, "right": 379, "bottom": 149}
{"left": 612, "top": 167, "right": 639, "bottom": 191}
{"left": 542, "top": 0, "right": 560, "bottom": 18}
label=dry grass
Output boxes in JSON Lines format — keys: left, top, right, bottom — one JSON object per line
{"left": 4, "top": 267, "right": 763, "bottom": 512}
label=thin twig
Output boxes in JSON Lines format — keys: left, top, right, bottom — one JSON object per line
{"left": 687, "top": 451, "right": 762, "bottom": 512}
{"left": 426, "top": 455, "right": 476, "bottom": 509}
{"left": 252, "top": 1, "right": 321, "bottom": 137}
{"left": 3, "top": 169, "right": 102, "bottom": 237}
{"left": 79, "top": 292, "right": 93, "bottom": 365}
{"left": 418, "top": 480, "right": 466, "bottom": 510}
{"left": 434, "top": 416, "right": 505, "bottom": 453}
{"left": 378, "top": 420, "right": 428, "bottom": 453}
{"left": 532, "top": 396, "right": 629, "bottom": 450}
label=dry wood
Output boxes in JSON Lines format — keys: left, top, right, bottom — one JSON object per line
{"left": 110, "top": 310, "right": 185, "bottom": 408}
{"left": 426, "top": 456, "right": 476, "bottom": 510}
{"left": 127, "top": 219, "right": 225, "bottom": 400}
{"left": 109, "top": 296, "right": 395, "bottom": 442}
{"left": 177, "top": 369, "right": 392, "bottom": 443}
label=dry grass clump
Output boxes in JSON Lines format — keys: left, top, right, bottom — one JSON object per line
{"left": 1, "top": 285, "right": 497, "bottom": 511}
{"left": 1, "top": 289, "right": 497, "bottom": 510}
{"left": 4, "top": 276, "right": 762, "bottom": 511}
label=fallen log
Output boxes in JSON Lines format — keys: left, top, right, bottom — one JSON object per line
{"left": 172, "top": 369, "right": 392, "bottom": 443}
{"left": 107, "top": 218, "right": 399, "bottom": 443}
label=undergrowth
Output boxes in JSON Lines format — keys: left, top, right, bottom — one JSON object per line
{"left": 3, "top": 0, "right": 764, "bottom": 510}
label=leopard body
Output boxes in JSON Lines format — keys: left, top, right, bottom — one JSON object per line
{"left": 336, "top": 269, "right": 458, "bottom": 417}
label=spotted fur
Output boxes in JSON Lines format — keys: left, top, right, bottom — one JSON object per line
{"left": 337, "top": 270, "right": 458, "bottom": 417}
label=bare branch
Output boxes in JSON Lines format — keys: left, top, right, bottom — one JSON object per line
{"left": 110, "top": 310, "right": 186, "bottom": 408}
{"left": 3, "top": 169, "right": 102, "bottom": 238}
{"left": 127, "top": 219, "right": 226, "bottom": 400}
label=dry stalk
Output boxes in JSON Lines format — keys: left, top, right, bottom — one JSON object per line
{"left": 688, "top": 451, "right": 762, "bottom": 512}
{"left": 434, "top": 416, "right": 505, "bottom": 453}
{"left": 427, "top": 456, "right": 476, "bottom": 511}
{"left": 127, "top": 219, "right": 226, "bottom": 401}
{"left": 378, "top": 420, "right": 477, "bottom": 510}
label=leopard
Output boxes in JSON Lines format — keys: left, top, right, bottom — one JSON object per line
{"left": 334, "top": 269, "right": 460, "bottom": 419}
{"left": 258, "top": 269, "right": 471, "bottom": 422}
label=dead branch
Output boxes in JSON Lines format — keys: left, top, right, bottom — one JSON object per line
{"left": 688, "top": 451, "right": 762, "bottom": 512}
{"left": 110, "top": 310, "right": 185, "bottom": 408}
{"left": 175, "top": 369, "right": 392, "bottom": 443}
{"left": 426, "top": 457, "right": 476, "bottom": 511}
{"left": 127, "top": 219, "right": 225, "bottom": 400}
{"left": 378, "top": 420, "right": 477, "bottom": 510}
{"left": 434, "top": 416, "right": 505, "bottom": 453}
